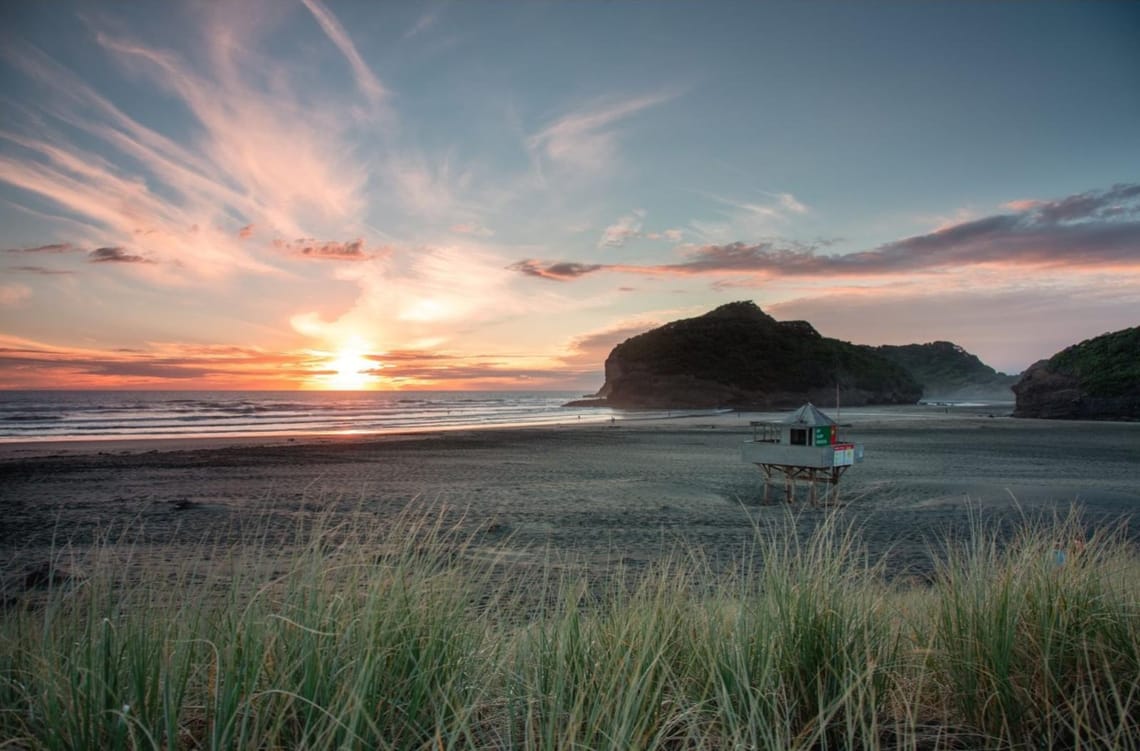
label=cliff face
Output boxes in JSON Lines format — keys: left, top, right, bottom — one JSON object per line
{"left": 876, "top": 341, "right": 1017, "bottom": 401}
{"left": 1012, "top": 326, "right": 1140, "bottom": 420}
{"left": 591, "top": 301, "right": 922, "bottom": 409}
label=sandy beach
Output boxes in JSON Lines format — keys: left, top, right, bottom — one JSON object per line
{"left": 3, "top": 405, "right": 1138, "bottom": 587}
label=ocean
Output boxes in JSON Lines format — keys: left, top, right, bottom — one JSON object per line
{"left": 0, "top": 390, "right": 625, "bottom": 442}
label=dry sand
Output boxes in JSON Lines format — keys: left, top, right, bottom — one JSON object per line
{"left": 2, "top": 405, "right": 1138, "bottom": 588}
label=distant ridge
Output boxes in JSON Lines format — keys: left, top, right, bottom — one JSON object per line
{"left": 876, "top": 342, "right": 1017, "bottom": 401}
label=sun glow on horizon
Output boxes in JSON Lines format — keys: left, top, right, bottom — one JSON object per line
{"left": 319, "top": 337, "right": 378, "bottom": 390}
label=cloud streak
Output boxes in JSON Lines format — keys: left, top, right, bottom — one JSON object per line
{"left": 300, "top": 0, "right": 387, "bottom": 107}
{"left": 0, "top": 284, "right": 32, "bottom": 307}
{"left": 597, "top": 211, "right": 685, "bottom": 248}
{"left": 528, "top": 91, "right": 678, "bottom": 175}
{"left": 509, "top": 260, "right": 605, "bottom": 281}
{"left": 88, "top": 246, "right": 152, "bottom": 264}
{"left": 6, "top": 266, "right": 75, "bottom": 275}
{"left": 599, "top": 210, "right": 645, "bottom": 248}
{"left": 511, "top": 184, "right": 1140, "bottom": 282}
{"left": 3, "top": 242, "right": 75, "bottom": 254}
{"left": 274, "top": 237, "right": 373, "bottom": 261}
{"left": 0, "top": 336, "right": 318, "bottom": 388}
{"left": 0, "top": 11, "right": 376, "bottom": 281}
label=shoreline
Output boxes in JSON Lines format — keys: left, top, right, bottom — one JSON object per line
{"left": 3, "top": 402, "right": 1135, "bottom": 586}
{"left": 0, "top": 403, "right": 1030, "bottom": 460}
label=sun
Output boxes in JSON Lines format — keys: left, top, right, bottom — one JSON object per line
{"left": 323, "top": 339, "right": 376, "bottom": 390}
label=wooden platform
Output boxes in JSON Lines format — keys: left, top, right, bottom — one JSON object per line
{"left": 754, "top": 462, "right": 851, "bottom": 506}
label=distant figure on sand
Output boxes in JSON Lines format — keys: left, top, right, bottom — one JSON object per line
{"left": 1052, "top": 537, "right": 1086, "bottom": 568}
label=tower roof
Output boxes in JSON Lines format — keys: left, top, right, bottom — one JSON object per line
{"left": 780, "top": 402, "right": 836, "bottom": 427}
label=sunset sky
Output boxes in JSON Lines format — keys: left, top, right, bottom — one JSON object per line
{"left": 1, "top": 1, "right": 1138, "bottom": 391}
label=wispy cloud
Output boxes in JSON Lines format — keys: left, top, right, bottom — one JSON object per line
{"left": 3, "top": 242, "right": 75, "bottom": 254}
{"left": 509, "top": 260, "right": 605, "bottom": 281}
{"left": 710, "top": 191, "right": 809, "bottom": 218}
{"left": 690, "top": 190, "right": 810, "bottom": 242}
{"left": 1035, "top": 183, "right": 1140, "bottom": 223}
{"left": 299, "top": 0, "right": 387, "bottom": 107}
{"left": 289, "top": 242, "right": 532, "bottom": 366}
{"left": 528, "top": 91, "right": 679, "bottom": 175}
{"left": 404, "top": 9, "right": 440, "bottom": 39}
{"left": 0, "top": 335, "right": 313, "bottom": 388}
{"left": 0, "top": 283, "right": 32, "bottom": 307}
{"left": 450, "top": 222, "right": 494, "bottom": 237}
{"left": 599, "top": 210, "right": 646, "bottom": 248}
{"left": 387, "top": 154, "right": 472, "bottom": 219}
{"left": 358, "top": 349, "right": 583, "bottom": 387}
{"left": 647, "top": 229, "right": 684, "bottom": 243}
{"left": 96, "top": 29, "right": 369, "bottom": 228}
{"left": 274, "top": 237, "right": 373, "bottom": 261}
{"left": 89, "top": 246, "right": 152, "bottom": 263}
{"left": 511, "top": 184, "right": 1140, "bottom": 282}
{"left": 598, "top": 210, "right": 684, "bottom": 248}
{"left": 6, "top": 266, "right": 75, "bottom": 276}
{"left": 0, "top": 14, "right": 375, "bottom": 280}
{"left": 772, "top": 192, "right": 808, "bottom": 214}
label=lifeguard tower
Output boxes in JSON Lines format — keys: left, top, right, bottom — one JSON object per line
{"left": 741, "top": 403, "right": 863, "bottom": 505}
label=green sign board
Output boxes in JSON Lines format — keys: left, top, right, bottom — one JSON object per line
{"left": 813, "top": 426, "right": 831, "bottom": 445}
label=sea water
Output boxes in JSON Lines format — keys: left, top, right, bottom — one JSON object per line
{"left": 0, "top": 390, "right": 621, "bottom": 442}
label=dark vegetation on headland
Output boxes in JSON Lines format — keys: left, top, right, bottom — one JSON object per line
{"left": 875, "top": 341, "right": 1017, "bottom": 402}
{"left": 1014, "top": 326, "right": 1140, "bottom": 421}
{"left": 571, "top": 301, "right": 1016, "bottom": 409}
{"left": 580, "top": 301, "right": 921, "bottom": 409}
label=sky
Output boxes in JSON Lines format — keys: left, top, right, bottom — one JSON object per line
{"left": 1, "top": 1, "right": 1138, "bottom": 391}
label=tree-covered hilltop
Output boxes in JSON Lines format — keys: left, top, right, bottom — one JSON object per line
{"left": 876, "top": 342, "right": 1017, "bottom": 401}
{"left": 1047, "top": 327, "right": 1140, "bottom": 397}
{"left": 587, "top": 301, "right": 922, "bottom": 409}
{"left": 1013, "top": 326, "right": 1140, "bottom": 420}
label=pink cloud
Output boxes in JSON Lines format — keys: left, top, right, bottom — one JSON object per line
{"left": 0, "top": 335, "right": 316, "bottom": 389}
{"left": 511, "top": 183, "right": 1140, "bottom": 283}
{"left": 509, "top": 260, "right": 604, "bottom": 281}
{"left": 450, "top": 222, "right": 494, "bottom": 237}
{"left": 0, "top": 17, "right": 385, "bottom": 281}
{"left": 88, "top": 246, "right": 152, "bottom": 264}
{"left": 598, "top": 210, "right": 646, "bottom": 248}
{"left": 0, "top": 283, "right": 32, "bottom": 307}
{"left": 275, "top": 237, "right": 372, "bottom": 261}
{"left": 1003, "top": 199, "right": 1041, "bottom": 212}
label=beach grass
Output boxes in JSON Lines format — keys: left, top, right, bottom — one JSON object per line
{"left": 2, "top": 508, "right": 1138, "bottom": 750}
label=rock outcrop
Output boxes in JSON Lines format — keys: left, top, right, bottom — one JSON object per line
{"left": 1013, "top": 326, "right": 1140, "bottom": 420}
{"left": 875, "top": 341, "right": 1017, "bottom": 401}
{"left": 578, "top": 301, "right": 922, "bottom": 409}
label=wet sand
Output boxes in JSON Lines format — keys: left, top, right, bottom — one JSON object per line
{"left": 2, "top": 405, "right": 1138, "bottom": 587}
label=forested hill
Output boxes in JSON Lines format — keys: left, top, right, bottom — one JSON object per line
{"left": 582, "top": 301, "right": 922, "bottom": 409}
{"left": 1013, "top": 326, "right": 1140, "bottom": 420}
{"left": 875, "top": 342, "right": 1017, "bottom": 401}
